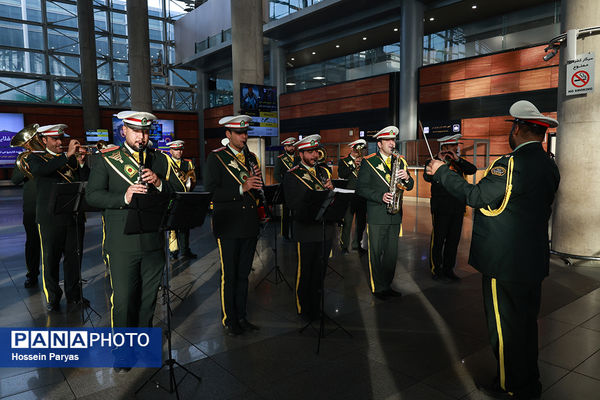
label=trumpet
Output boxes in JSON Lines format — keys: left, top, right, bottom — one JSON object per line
{"left": 59, "top": 143, "right": 104, "bottom": 156}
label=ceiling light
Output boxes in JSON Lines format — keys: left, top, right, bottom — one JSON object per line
{"left": 472, "top": 5, "right": 477, "bottom": 9}
{"left": 429, "top": 17, "right": 435, "bottom": 21}
{"left": 311, "top": 51, "right": 316, "bottom": 55}
{"left": 362, "top": 37, "right": 367, "bottom": 40}
{"left": 286, "top": 82, "right": 296, "bottom": 86}
{"left": 291, "top": 57, "right": 295, "bottom": 60}
{"left": 335, "top": 45, "right": 340, "bottom": 48}
{"left": 313, "top": 76, "right": 325, "bottom": 80}
{"left": 393, "top": 28, "right": 399, "bottom": 32}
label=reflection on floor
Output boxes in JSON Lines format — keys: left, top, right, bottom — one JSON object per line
{"left": 1, "top": 186, "right": 600, "bottom": 400}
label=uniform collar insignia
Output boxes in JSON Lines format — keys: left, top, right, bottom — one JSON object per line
{"left": 109, "top": 152, "right": 123, "bottom": 164}
{"left": 228, "top": 160, "right": 240, "bottom": 171}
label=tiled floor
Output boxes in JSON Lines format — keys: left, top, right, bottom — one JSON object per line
{"left": 1, "top": 186, "right": 600, "bottom": 399}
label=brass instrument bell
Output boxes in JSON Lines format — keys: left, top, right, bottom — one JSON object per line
{"left": 11, "top": 124, "right": 43, "bottom": 180}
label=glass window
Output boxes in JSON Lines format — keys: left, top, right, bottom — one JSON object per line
{"left": 95, "top": 35, "right": 109, "bottom": 57}
{"left": 170, "top": 68, "right": 196, "bottom": 87}
{"left": 112, "top": 37, "right": 128, "bottom": 60}
{"left": 174, "top": 89, "right": 195, "bottom": 111}
{"left": 50, "top": 54, "right": 80, "bottom": 77}
{"left": 148, "top": 0, "right": 163, "bottom": 17}
{"left": 98, "top": 83, "right": 112, "bottom": 106}
{"left": 152, "top": 87, "right": 169, "bottom": 110}
{"left": 47, "top": 28, "right": 79, "bottom": 54}
{"left": 0, "top": 0, "right": 41, "bottom": 22}
{"left": 166, "top": 22, "right": 174, "bottom": 41}
{"left": 149, "top": 42, "right": 164, "bottom": 59}
{"left": 0, "top": 49, "right": 45, "bottom": 74}
{"left": 54, "top": 80, "right": 81, "bottom": 104}
{"left": 0, "top": 77, "right": 47, "bottom": 102}
{"left": 0, "top": 21, "right": 43, "bottom": 50}
{"left": 46, "top": 1, "right": 78, "bottom": 29}
{"left": 111, "top": 11, "right": 127, "bottom": 35}
{"left": 94, "top": 9, "right": 108, "bottom": 32}
{"left": 148, "top": 18, "right": 163, "bottom": 41}
{"left": 96, "top": 59, "right": 110, "bottom": 80}
{"left": 113, "top": 61, "right": 129, "bottom": 82}
{"left": 112, "top": 0, "right": 126, "bottom": 11}
{"left": 168, "top": 0, "right": 186, "bottom": 19}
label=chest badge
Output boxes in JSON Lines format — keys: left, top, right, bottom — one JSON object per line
{"left": 491, "top": 166, "right": 507, "bottom": 176}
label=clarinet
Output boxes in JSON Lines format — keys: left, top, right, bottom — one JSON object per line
{"left": 137, "top": 145, "right": 148, "bottom": 188}
{"left": 243, "top": 146, "right": 268, "bottom": 221}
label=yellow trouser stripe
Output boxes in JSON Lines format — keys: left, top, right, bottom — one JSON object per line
{"left": 295, "top": 242, "right": 302, "bottom": 314}
{"left": 492, "top": 278, "right": 506, "bottom": 390}
{"left": 280, "top": 205, "right": 283, "bottom": 235}
{"left": 37, "top": 224, "right": 50, "bottom": 303}
{"left": 217, "top": 238, "right": 227, "bottom": 326}
{"left": 107, "top": 253, "right": 114, "bottom": 328}
{"left": 399, "top": 223, "right": 403, "bottom": 237}
{"left": 366, "top": 224, "right": 375, "bottom": 292}
{"left": 169, "top": 230, "right": 179, "bottom": 252}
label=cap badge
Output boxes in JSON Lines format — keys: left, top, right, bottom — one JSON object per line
{"left": 58, "top": 128, "right": 63, "bottom": 135}
{"left": 240, "top": 120, "right": 245, "bottom": 127}
{"left": 310, "top": 140, "right": 315, "bottom": 146}
{"left": 141, "top": 117, "right": 147, "bottom": 125}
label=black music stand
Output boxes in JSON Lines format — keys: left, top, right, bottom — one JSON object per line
{"left": 50, "top": 182, "right": 101, "bottom": 325}
{"left": 129, "top": 191, "right": 210, "bottom": 399}
{"left": 255, "top": 184, "right": 292, "bottom": 290}
{"left": 299, "top": 189, "right": 353, "bottom": 354}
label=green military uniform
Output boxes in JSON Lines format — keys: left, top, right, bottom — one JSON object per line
{"left": 356, "top": 152, "right": 414, "bottom": 294}
{"left": 338, "top": 154, "right": 367, "bottom": 252}
{"left": 274, "top": 152, "right": 298, "bottom": 240}
{"left": 433, "top": 141, "right": 559, "bottom": 397}
{"left": 85, "top": 144, "right": 176, "bottom": 327}
{"left": 11, "top": 161, "right": 40, "bottom": 286}
{"left": 204, "top": 145, "right": 260, "bottom": 329}
{"left": 283, "top": 163, "right": 335, "bottom": 320}
{"left": 424, "top": 156, "right": 476, "bottom": 279}
{"left": 166, "top": 155, "right": 195, "bottom": 257}
{"left": 28, "top": 151, "right": 89, "bottom": 308}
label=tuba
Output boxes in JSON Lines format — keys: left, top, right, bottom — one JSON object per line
{"left": 317, "top": 147, "right": 328, "bottom": 164}
{"left": 11, "top": 124, "right": 44, "bottom": 180}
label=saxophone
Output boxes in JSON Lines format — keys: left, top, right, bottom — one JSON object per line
{"left": 386, "top": 150, "right": 407, "bottom": 215}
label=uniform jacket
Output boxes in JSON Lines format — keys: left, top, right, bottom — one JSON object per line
{"left": 11, "top": 161, "right": 37, "bottom": 214}
{"left": 433, "top": 142, "right": 559, "bottom": 282}
{"left": 424, "top": 156, "right": 477, "bottom": 214}
{"left": 204, "top": 146, "right": 260, "bottom": 239}
{"left": 85, "top": 145, "right": 176, "bottom": 253}
{"left": 338, "top": 155, "right": 360, "bottom": 190}
{"left": 273, "top": 153, "right": 298, "bottom": 183}
{"left": 167, "top": 155, "right": 195, "bottom": 192}
{"left": 283, "top": 163, "right": 335, "bottom": 242}
{"left": 28, "top": 152, "right": 89, "bottom": 226}
{"left": 356, "top": 152, "right": 414, "bottom": 225}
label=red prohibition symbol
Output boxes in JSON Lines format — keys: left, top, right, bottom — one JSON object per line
{"left": 571, "top": 70, "right": 590, "bottom": 88}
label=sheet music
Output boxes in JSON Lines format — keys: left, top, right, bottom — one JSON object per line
{"left": 333, "top": 188, "right": 355, "bottom": 194}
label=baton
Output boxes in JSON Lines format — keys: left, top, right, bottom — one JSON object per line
{"left": 418, "top": 120, "right": 434, "bottom": 160}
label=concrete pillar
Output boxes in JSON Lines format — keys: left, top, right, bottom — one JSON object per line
{"left": 127, "top": 0, "right": 152, "bottom": 111}
{"left": 269, "top": 39, "right": 285, "bottom": 144}
{"left": 77, "top": 0, "right": 100, "bottom": 130}
{"left": 551, "top": 0, "right": 600, "bottom": 258}
{"left": 196, "top": 71, "right": 209, "bottom": 169}
{"left": 399, "top": 0, "right": 424, "bottom": 144}
{"left": 231, "top": 0, "right": 264, "bottom": 114}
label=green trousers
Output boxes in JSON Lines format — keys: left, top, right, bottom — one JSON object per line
{"left": 482, "top": 276, "right": 542, "bottom": 397}
{"left": 107, "top": 248, "right": 164, "bottom": 328}
{"left": 366, "top": 223, "right": 400, "bottom": 293}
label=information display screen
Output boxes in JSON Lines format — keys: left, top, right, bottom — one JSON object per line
{"left": 112, "top": 117, "right": 174, "bottom": 151}
{"left": 0, "top": 113, "right": 25, "bottom": 167}
{"left": 240, "top": 83, "right": 278, "bottom": 137}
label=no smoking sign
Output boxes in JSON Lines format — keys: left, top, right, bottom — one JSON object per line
{"left": 566, "top": 53, "right": 595, "bottom": 96}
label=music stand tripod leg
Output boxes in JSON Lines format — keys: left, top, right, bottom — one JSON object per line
{"left": 255, "top": 219, "right": 292, "bottom": 290}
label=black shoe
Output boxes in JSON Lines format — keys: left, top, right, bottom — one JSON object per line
{"left": 46, "top": 302, "right": 60, "bottom": 312}
{"left": 239, "top": 318, "right": 260, "bottom": 331}
{"left": 444, "top": 270, "right": 461, "bottom": 281}
{"left": 169, "top": 252, "right": 178, "bottom": 261}
{"left": 24, "top": 278, "right": 38, "bottom": 288}
{"left": 183, "top": 251, "right": 197, "bottom": 259}
{"left": 113, "top": 367, "right": 131, "bottom": 374}
{"left": 357, "top": 247, "right": 368, "bottom": 255}
{"left": 224, "top": 322, "right": 244, "bottom": 336}
{"left": 382, "top": 289, "right": 402, "bottom": 297}
{"left": 477, "top": 381, "right": 514, "bottom": 399}
{"left": 67, "top": 297, "right": 90, "bottom": 306}
{"left": 341, "top": 248, "right": 349, "bottom": 255}
{"left": 372, "top": 291, "right": 388, "bottom": 300}
{"left": 432, "top": 272, "right": 450, "bottom": 282}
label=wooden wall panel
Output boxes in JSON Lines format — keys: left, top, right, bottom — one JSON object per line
{"left": 281, "top": 92, "right": 388, "bottom": 120}
{"left": 489, "top": 136, "right": 512, "bottom": 155}
{"left": 204, "top": 105, "right": 233, "bottom": 129}
{"left": 462, "top": 117, "right": 490, "bottom": 138}
{"left": 464, "top": 76, "right": 491, "bottom": 98}
{"left": 490, "top": 73, "right": 520, "bottom": 95}
{"left": 465, "top": 55, "right": 492, "bottom": 79}
{"left": 519, "top": 68, "right": 552, "bottom": 92}
{"left": 491, "top": 51, "right": 523, "bottom": 76}
{"left": 489, "top": 116, "right": 512, "bottom": 136}
{"left": 551, "top": 66, "right": 559, "bottom": 87}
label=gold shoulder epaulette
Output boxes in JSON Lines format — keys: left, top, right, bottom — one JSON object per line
{"left": 364, "top": 153, "right": 377, "bottom": 159}
{"left": 288, "top": 165, "right": 300, "bottom": 173}
{"left": 212, "top": 146, "right": 226, "bottom": 152}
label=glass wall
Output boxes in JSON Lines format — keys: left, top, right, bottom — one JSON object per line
{"left": 269, "top": 0, "right": 324, "bottom": 20}
{"left": 423, "top": 1, "right": 561, "bottom": 65}
{"left": 0, "top": 0, "right": 197, "bottom": 110}
{"left": 286, "top": 43, "right": 400, "bottom": 92}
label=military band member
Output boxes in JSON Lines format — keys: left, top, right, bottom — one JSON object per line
{"left": 426, "top": 101, "right": 559, "bottom": 399}
{"left": 283, "top": 135, "right": 335, "bottom": 321}
{"left": 338, "top": 138, "right": 367, "bottom": 255}
{"left": 166, "top": 140, "right": 197, "bottom": 260}
{"left": 28, "top": 124, "right": 89, "bottom": 311}
{"left": 204, "top": 115, "right": 261, "bottom": 336}
{"left": 274, "top": 136, "right": 298, "bottom": 240}
{"left": 86, "top": 111, "right": 176, "bottom": 336}
{"left": 424, "top": 134, "right": 477, "bottom": 281}
{"left": 356, "top": 126, "right": 413, "bottom": 300}
{"left": 11, "top": 154, "right": 40, "bottom": 288}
